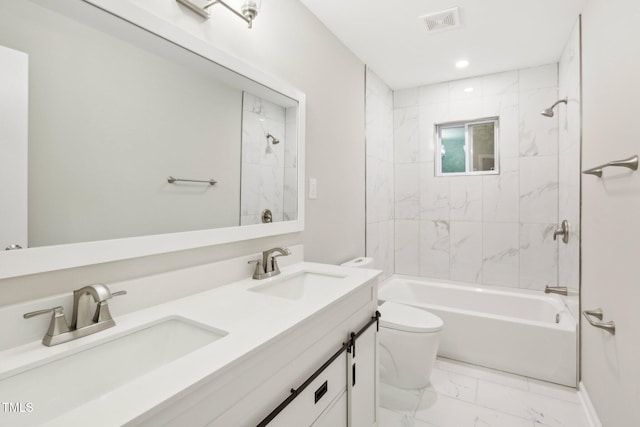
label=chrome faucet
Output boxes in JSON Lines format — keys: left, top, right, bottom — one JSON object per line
{"left": 71, "top": 284, "right": 123, "bottom": 329}
{"left": 24, "top": 284, "right": 126, "bottom": 346}
{"left": 545, "top": 286, "right": 568, "bottom": 296}
{"left": 249, "top": 247, "right": 291, "bottom": 279}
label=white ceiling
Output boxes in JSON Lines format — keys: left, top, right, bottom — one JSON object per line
{"left": 299, "top": 0, "right": 587, "bottom": 89}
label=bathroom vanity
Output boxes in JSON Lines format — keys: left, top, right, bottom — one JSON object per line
{"left": 0, "top": 261, "right": 380, "bottom": 426}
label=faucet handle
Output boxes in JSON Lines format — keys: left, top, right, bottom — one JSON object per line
{"left": 92, "top": 290, "right": 127, "bottom": 323}
{"left": 24, "top": 306, "right": 63, "bottom": 319}
{"left": 22, "top": 305, "right": 64, "bottom": 319}
{"left": 248, "top": 259, "right": 265, "bottom": 279}
{"left": 24, "top": 306, "right": 70, "bottom": 336}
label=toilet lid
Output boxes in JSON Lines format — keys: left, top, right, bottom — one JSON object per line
{"left": 379, "top": 302, "right": 443, "bottom": 333}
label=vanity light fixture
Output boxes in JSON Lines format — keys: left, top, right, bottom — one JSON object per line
{"left": 176, "top": 0, "right": 261, "bottom": 28}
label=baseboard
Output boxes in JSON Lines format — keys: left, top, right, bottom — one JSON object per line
{"left": 578, "top": 381, "right": 602, "bottom": 427}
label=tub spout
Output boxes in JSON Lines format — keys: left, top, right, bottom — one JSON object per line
{"left": 545, "top": 286, "right": 568, "bottom": 296}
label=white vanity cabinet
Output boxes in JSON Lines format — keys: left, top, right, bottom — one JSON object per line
{"left": 134, "top": 274, "right": 379, "bottom": 427}
{"left": 268, "top": 319, "right": 378, "bottom": 427}
{"left": 265, "top": 352, "right": 348, "bottom": 427}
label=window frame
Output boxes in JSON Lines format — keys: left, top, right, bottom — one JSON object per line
{"left": 435, "top": 117, "right": 500, "bottom": 177}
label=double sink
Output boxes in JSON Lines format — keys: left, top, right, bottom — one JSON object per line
{"left": 0, "top": 267, "right": 353, "bottom": 425}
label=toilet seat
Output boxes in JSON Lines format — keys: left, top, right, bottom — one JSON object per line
{"left": 379, "top": 302, "right": 443, "bottom": 333}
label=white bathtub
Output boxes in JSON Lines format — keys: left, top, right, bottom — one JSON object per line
{"left": 378, "top": 275, "right": 577, "bottom": 387}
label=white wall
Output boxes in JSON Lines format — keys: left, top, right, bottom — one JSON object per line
{"left": 0, "top": 0, "right": 365, "bottom": 305}
{"left": 365, "top": 67, "right": 394, "bottom": 279}
{"left": 392, "top": 65, "right": 561, "bottom": 290}
{"left": 581, "top": 0, "right": 640, "bottom": 424}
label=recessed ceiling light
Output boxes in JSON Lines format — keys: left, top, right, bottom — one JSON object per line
{"left": 464, "top": 87, "right": 474, "bottom": 93}
{"left": 455, "top": 60, "right": 469, "bottom": 69}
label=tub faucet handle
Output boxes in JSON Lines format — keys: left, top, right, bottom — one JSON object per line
{"left": 553, "top": 220, "right": 569, "bottom": 243}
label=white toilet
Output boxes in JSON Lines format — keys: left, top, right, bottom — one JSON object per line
{"left": 378, "top": 301, "right": 443, "bottom": 389}
{"left": 341, "top": 257, "right": 444, "bottom": 390}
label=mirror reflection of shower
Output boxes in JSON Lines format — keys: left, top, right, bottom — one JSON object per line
{"left": 540, "top": 98, "right": 568, "bottom": 117}
{"left": 265, "top": 133, "right": 280, "bottom": 154}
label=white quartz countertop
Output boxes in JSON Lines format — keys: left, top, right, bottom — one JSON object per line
{"left": 0, "top": 262, "right": 380, "bottom": 426}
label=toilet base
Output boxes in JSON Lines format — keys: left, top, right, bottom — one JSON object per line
{"left": 378, "top": 327, "right": 440, "bottom": 390}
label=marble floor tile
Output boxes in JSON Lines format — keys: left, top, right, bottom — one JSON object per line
{"left": 379, "top": 358, "right": 588, "bottom": 427}
{"left": 475, "top": 380, "right": 588, "bottom": 427}
{"left": 379, "top": 407, "right": 436, "bottom": 427}
{"left": 428, "top": 367, "right": 477, "bottom": 403}
{"left": 414, "top": 391, "right": 533, "bottom": 427}
{"left": 435, "top": 358, "right": 529, "bottom": 391}
{"left": 380, "top": 382, "right": 423, "bottom": 415}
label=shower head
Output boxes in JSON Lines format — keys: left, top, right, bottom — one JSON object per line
{"left": 540, "top": 98, "right": 568, "bottom": 118}
{"left": 266, "top": 133, "right": 280, "bottom": 145}
{"left": 541, "top": 108, "right": 555, "bottom": 118}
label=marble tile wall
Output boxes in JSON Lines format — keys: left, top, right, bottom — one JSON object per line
{"left": 558, "top": 19, "right": 581, "bottom": 319}
{"left": 366, "top": 67, "right": 395, "bottom": 279}
{"left": 240, "top": 92, "right": 288, "bottom": 225}
{"left": 393, "top": 65, "right": 560, "bottom": 290}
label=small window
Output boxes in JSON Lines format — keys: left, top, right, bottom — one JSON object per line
{"left": 435, "top": 117, "right": 499, "bottom": 176}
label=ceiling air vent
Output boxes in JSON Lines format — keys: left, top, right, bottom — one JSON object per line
{"left": 420, "top": 7, "right": 461, "bottom": 33}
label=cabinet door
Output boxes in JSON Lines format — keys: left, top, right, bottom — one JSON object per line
{"left": 347, "top": 325, "right": 377, "bottom": 427}
{"left": 267, "top": 353, "right": 347, "bottom": 427}
{"left": 312, "top": 391, "right": 347, "bottom": 427}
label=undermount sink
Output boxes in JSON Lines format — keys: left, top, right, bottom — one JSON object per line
{"left": 0, "top": 317, "right": 227, "bottom": 426}
{"left": 249, "top": 271, "right": 347, "bottom": 300}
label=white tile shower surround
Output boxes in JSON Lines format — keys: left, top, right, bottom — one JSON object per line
{"left": 366, "top": 67, "right": 395, "bottom": 279}
{"left": 379, "top": 358, "right": 589, "bottom": 427}
{"left": 391, "top": 64, "right": 562, "bottom": 291}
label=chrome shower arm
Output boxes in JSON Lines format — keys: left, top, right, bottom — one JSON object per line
{"left": 549, "top": 98, "right": 568, "bottom": 109}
